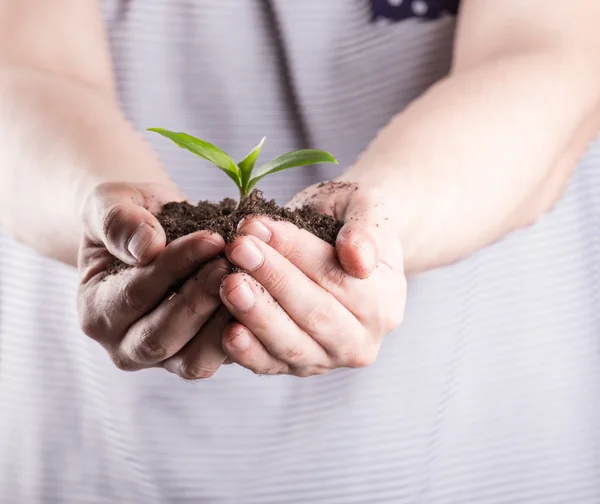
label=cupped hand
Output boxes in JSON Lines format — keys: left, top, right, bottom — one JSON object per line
{"left": 218, "top": 181, "right": 407, "bottom": 377}
{"left": 77, "top": 182, "right": 231, "bottom": 379}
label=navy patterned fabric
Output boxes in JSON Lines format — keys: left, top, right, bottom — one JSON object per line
{"left": 371, "top": 0, "right": 460, "bottom": 22}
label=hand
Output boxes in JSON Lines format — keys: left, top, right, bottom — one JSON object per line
{"left": 77, "top": 182, "right": 231, "bottom": 379}
{"left": 218, "top": 181, "right": 406, "bottom": 377}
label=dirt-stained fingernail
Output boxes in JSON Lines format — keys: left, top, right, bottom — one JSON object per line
{"left": 236, "top": 218, "right": 247, "bottom": 232}
{"left": 229, "top": 330, "right": 250, "bottom": 351}
{"left": 127, "top": 222, "right": 157, "bottom": 261}
{"left": 163, "top": 358, "right": 181, "bottom": 375}
{"left": 226, "top": 280, "right": 255, "bottom": 312}
{"left": 239, "top": 220, "right": 271, "bottom": 243}
{"left": 229, "top": 240, "right": 263, "bottom": 271}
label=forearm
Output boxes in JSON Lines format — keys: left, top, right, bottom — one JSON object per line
{"left": 0, "top": 66, "right": 175, "bottom": 265}
{"left": 347, "top": 50, "right": 600, "bottom": 275}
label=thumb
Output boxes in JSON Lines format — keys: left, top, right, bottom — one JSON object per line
{"left": 335, "top": 191, "right": 396, "bottom": 279}
{"left": 83, "top": 183, "right": 169, "bottom": 266}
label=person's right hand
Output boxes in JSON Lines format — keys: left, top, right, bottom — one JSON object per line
{"left": 77, "top": 182, "right": 231, "bottom": 379}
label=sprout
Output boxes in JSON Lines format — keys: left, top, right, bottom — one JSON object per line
{"left": 148, "top": 128, "right": 338, "bottom": 201}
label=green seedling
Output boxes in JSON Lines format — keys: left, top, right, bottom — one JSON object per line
{"left": 148, "top": 128, "right": 338, "bottom": 201}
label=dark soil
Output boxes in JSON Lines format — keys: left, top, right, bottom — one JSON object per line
{"left": 107, "top": 190, "right": 342, "bottom": 275}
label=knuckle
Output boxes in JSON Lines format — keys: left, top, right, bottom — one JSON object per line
{"left": 261, "top": 263, "right": 288, "bottom": 296}
{"left": 83, "top": 183, "right": 109, "bottom": 215}
{"left": 178, "top": 360, "right": 218, "bottom": 381}
{"left": 316, "top": 261, "right": 347, "bottom": 292}
{"left": 179, "top": 290, "right": 203, "bottom": 317}
{"left": 78, "top": 301, "right": 111, "bottom": 343}
{"left": 282, "top": 346, "right": 306, "bottom": 366}
{"left": 255, "top": 366, "right": 286, "bottom": 376}
{"left": 376, "top": 286, "right": 405, "bottom": 334}
{"left": 78, "top": 310, "right": 99, "bottom": 339}
{"left": 80, "top": 318, "right": 107, "bottom": 344}
{"left": 111, "top": 352, "right": 139, "bottom": 372}
{"left": 179, "top": 286, "right": 219, "bottom": 318}
{"left": 101, "top": 203, "right": 129, "bottom": 241}
{"left": 120, "top": 281, "right": 147, "bottom": 314}
{"left": 384, "top": 307, "right": 404, "bottom": 333}
{"left": 128, "top": 327, "right": 171, "bottom": 364}
{"left": 182, "top": 299, "right": 200, "bottom": 317}
{"left": 292, "top": 365, "right": 330, "bottom": 378}
{"left": 350, "top": 302, "right": 372, "bottom": 326}
{"left": 345, "top": 346, "right": 378, "bottom": 369}
{"left": 354, "top": 287, "right": 405, "bottom": 335}
{"left": 303, "top": 302, "right": 334, "bottom": 336}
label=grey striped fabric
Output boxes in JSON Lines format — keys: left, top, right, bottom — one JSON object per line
{"left": 1, "top": 1, "right": 599, "bottom": 502}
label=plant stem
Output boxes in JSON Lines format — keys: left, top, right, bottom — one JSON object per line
{"left": 238, "top": 186, "right": 247, "bottom": 207}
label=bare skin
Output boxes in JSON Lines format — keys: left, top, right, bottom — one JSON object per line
{"left": 1, "top": 0, "right": 599, "bottom": 378}
{"left": 77, "top": 182, "right": 231, "bottom": 377}
{"left": 219, "top": 193, "right": 405, "bottom": 376}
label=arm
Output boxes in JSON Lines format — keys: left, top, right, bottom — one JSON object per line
{"left": 0, "top": 0, "right": 176, "bottom": 265}
{"left": 344, "top": 0, "right": 600, "bottom": 275}
{"left": 0, "top": 1, "right": 231, "bottom": 378}
{"left": 214, "top": 0, "right": 600, "bottom": 377}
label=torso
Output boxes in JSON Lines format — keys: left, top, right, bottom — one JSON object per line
{"left": 1, "top": 2, "right": 599, "bottom": 502}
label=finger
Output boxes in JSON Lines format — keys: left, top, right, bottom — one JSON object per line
{"left": 112, "top": 258, "right": 230, "bottom": 370}
{"left": 219, "top": 273, "right": 331, "bottom": 368}
{"left": 288, "top": 184, "right": 402, "bottom": 279}
{"left": 222, "top": 323, "right": 289, "bottom": 376}
{"left": 238, "top": 217, "right": 404, "bottom": 334}
{"left": 163, "top": 305, "right": 232, "bottom": 380}
{"left": 83, "top": 183, "right": 173, "bottom": 265}
{"left": 336, "top": 189, "right": 400, "bottom": 279}
{"left": 237, "top": 218, "right": 376, "bottom": 311}
{"left": 238, "top": 217, "right": 346, "bottom": 293}
{"left": 223, "top": 234, "right": 363, "bottom": 359}
{"left": 79, "top": 231, "right": 225, "bottom": 344}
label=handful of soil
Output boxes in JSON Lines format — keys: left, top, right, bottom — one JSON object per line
{"left": 107, "top": 190, "right": 342, "bottom": 275}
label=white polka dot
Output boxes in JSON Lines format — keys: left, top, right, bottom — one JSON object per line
{"left": 412, "top": 0, "right": 428, "bottom": 15}
{"left": 375, "top": 17, "right": 393, "bottom": 27}
{"left": 387, "top": 0, "right": 404, "bottom": 6}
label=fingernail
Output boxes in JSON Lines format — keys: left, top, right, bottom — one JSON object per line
{"left": 240, "top": 220, "right": 271, "bottom": 243}
{"left": 163, "top": 358, "right": 181, "bottom": 375}
{"left": 229, "top": 240, "right": 263, "bottom": 271}
{"left": 128, "top": 223, "right": 156, "bottom": 262}
{"left": 229, "top": 331, "right": 250, "bottom": 351}
{"left": 204, "top": 264, "right": 230, "bottom": 295}
{"left": 226, "top": 280, "right": 255, "bottom": 312}
{"left": 352, "top": 237, "right": 376, "bottom": 271}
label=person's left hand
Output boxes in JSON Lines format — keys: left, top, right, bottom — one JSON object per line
{"left": 218, "top": 181, "right": 406, "bottom": 377}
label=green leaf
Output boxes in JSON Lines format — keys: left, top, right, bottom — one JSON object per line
{"left": 238, "top": 136, "right": 266, "bottom": 192}
{"left": 247, "top": 149, "right": 338, "bottom": 192}
{"left": 148, "top": 128, "right": 241, "bottom": 187}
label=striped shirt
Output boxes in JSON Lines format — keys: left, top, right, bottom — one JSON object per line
{"left": 1, "top": 1, "right": 599, "bottom": 502}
